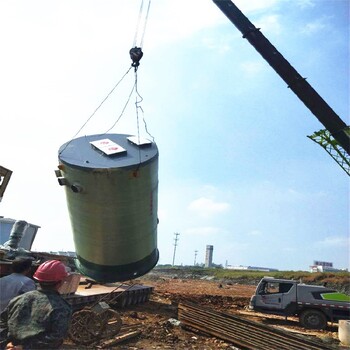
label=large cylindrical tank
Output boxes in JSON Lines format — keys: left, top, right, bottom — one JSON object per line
{"left": 56, "top": 134, "right": 159, "bottom": 283}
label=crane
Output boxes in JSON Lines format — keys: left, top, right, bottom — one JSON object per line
{"left": 212, "top": 0, "right": 350, "bottom": 175}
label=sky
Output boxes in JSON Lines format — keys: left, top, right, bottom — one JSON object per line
{"left": 0, "top": 0, "right": 349, "bottom": 272}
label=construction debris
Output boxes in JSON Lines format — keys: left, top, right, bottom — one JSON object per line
{"left": 178, "top": 301, "right": 335, "bottom": 350}
{"left": 98, "top": 330, "right": 142, "bottom": 348}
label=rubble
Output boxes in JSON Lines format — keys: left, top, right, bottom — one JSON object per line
{"left": 61, "top": 273, "right": 343, "bottom": 349}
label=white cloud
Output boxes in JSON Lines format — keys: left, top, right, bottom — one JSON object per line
{"left": 184, "top": 226, "right": 224, "bottom": 236}
{"left": 236, "top": 0, "right": 280, "bottom": 13}
{"left": 240, "top": 60, "right": 266, "bottom": 76}
{"left": 238, "top": 181, "right": 286, "bottom": 200}
{"left": 285, "top": 188, "right": 306, "bottom": 200}
{"left": 295, "top": 0, "right": 316, "bottom": 9}
{"left": 146, "top": 0, "right": 281, "bottom": 48}
{"left": 300, "top": 17, "right": 329, "bottom": 35}
{"left": 187, "top": 197, "right": 230, "bottom": 217}
{"left": 145, "top": 1, "right": 223, "bottom": 48}
{"left": 316, "top": 236, "right": 350, "bottom": 248}
{"left": 201, "top": 36, "right": 232, "bottom": 53}
{"left": 246, "top": 181, "right": 326, "bottom": 205}
{"left": 255, "top": 14, "right": 281, "bottom": 35}
{"left": 248, "top": 230, "right": 262, "bottom": 236}
{"left": 201, "top": 185, "right": 221, "bottom": 195}
{"left": 283, "top": 247, "right": 296, "bottom": 252}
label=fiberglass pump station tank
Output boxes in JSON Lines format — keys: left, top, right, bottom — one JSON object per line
{"left": 56, "top": 134, "right": 159, "bottom": 283}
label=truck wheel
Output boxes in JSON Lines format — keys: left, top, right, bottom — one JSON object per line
{"left": 299, "top": 309, "right": 327, "bottom": 329}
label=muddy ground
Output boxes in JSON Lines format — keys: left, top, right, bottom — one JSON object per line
{"left": 62, "top": 270, "right": 348, "bottom": 349}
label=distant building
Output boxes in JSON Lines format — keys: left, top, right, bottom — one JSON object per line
{"left": 226, "top": 265, "right": 279, "bottom": 272}
{"left": 205, "top": 245, "right": 213, "bottom": 268}
{"left": 313, "top": 260, "right": 333, "bottom": 268}
{"left": 309, "top": 265, "right": 347, "bottom": 273}
{"left": 309, "top": 261, "right": 346, "bottom": 273}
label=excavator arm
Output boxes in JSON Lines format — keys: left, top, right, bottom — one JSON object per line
{"left": 0, "top": 166, "right": 12, "bottom": 202}
{"left": 212, "top": 0, "right": 350, "bottom": 173}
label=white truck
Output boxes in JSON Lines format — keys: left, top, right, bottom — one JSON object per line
{"left": 249, "top": 277, "right": 350, "bottom": 329}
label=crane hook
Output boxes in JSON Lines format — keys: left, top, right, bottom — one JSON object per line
{"left": 130, "top": 47, "right": 143, "bottom": 70}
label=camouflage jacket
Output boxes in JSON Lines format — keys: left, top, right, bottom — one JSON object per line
{"left": 0, "top": 289, "right": 72, "bottom": 349}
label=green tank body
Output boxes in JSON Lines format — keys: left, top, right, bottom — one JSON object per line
{"left": 56, "top": 134, "right": 159, "bottom": 283}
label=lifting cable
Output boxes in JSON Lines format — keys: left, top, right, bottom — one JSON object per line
{"left": 129, "top": 0, "right": 151, "bottom": 69}
{"left": 59, "top": 67, "right": 132, "bottom": 156}
{"left": 59, "top": 0, "right": 153, "bottom": 157}
{"left": 129, "top": 0, "right": 154, "bottom": 155}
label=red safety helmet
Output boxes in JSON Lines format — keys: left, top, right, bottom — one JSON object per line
{"left": 33, "top": 260, "right": 68, "bottom": 283}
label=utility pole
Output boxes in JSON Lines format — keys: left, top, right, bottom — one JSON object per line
{"left": 172, "top": 232, "right": 180, "bottom": 266}
{"left": 194, "top": 250, "right": 198, "bottom": 266}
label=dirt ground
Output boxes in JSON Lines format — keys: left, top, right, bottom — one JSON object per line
{"left": 62, "top": 272, "right": 347, "bottom": 350}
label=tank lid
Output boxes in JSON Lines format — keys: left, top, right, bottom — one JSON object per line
{"left": 58, "top": 134, "right": 158, "bottom": 169}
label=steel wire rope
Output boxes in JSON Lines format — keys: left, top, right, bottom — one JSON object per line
{"left": 91, "top": 69, "right": 155, "bottom": 171}
{"left": 139, "top": 0, "right": 151, "bottom": 48}
{"left": 135, "top": 71, "right": 154, "bottom": 143}
{"left": 59, "top": 66, "right": 133, "bottom": 156}
{"left": 133, "top": 0, "right": 144, "bottom": 48}
{"left": 133, "top": 0, "right": 152, "bottom": 134}
{"left": 101, "top": 79, "right": 136, "bottom": 135}
{"left": 104, "top": 0, "right": 152, "bottom": 137}
{"left": 129, "top": 0, "right": 154, "bottom": 170}
{"left": 60, "top": 0, "right": 153, "bottom": 158}
{"left": 133, "top": 0, "right": 151, "bottom": 49}
{"left": 135, "top": 72, "right": 143, "bottom": 166}
{"left": 132, "top": 69, "right": 155, "bottom": 171}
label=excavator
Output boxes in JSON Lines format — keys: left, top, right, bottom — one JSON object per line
{"left": 212, "top": 0, "right": 350, "bottom": 176}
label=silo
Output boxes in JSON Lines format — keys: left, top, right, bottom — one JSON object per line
{"left": 205, "top": 245, "right": 213, "bottom": 268}
{"left": 56, "top": 134, "right": 159, "bottom": 283}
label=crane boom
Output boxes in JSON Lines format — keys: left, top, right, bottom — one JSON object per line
{"left": 212, "top": 0, "right": 350, "bottom": 156}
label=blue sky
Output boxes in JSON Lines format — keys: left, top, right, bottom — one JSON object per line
{"left": 0, "top": 0, "right": 349, "bottom": 271}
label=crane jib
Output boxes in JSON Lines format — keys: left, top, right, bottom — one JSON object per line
{"left": 212, "top": 0, "right": 350, "bottom": 156}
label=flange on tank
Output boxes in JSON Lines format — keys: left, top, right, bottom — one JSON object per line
{"left": 56, "top": 134, "right": 159, "bottom": 283}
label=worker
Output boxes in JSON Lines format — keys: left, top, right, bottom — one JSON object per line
{"left": 0, "top": 258, "right": 36, "bottom": 314}
{"left": 0, "top": 260, "right": 72, "bottom": 350}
